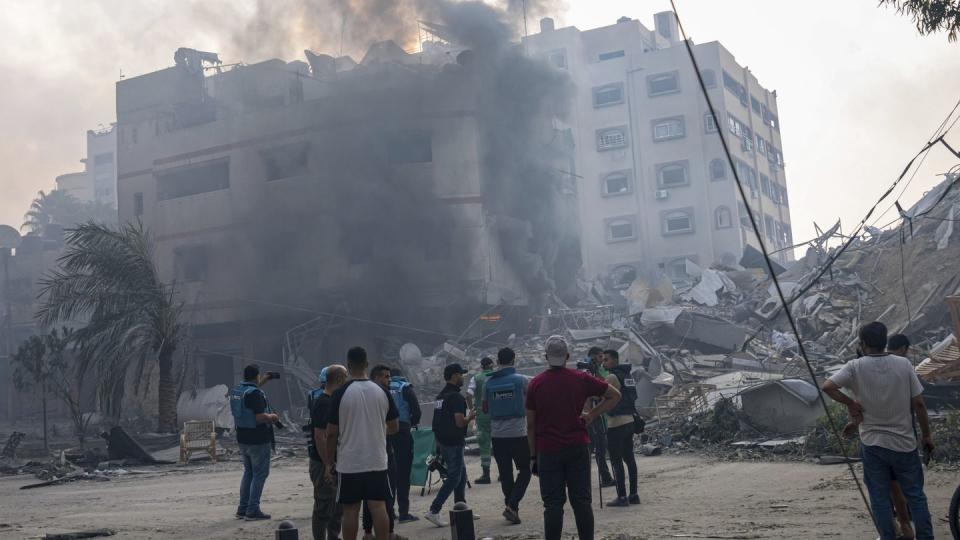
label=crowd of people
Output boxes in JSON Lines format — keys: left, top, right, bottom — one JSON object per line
{"left": 228, "top": 321, "right": 935, "bottom": 540}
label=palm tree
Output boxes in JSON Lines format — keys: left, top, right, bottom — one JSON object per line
{"left": 37, "top": 221, "right": 184, "bottom": 432}
{"left": 21, "top": 190, "right": 84, "bottom": 235}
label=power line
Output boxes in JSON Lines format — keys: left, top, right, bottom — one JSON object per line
{"left": 668, "top": 1, "right": 878, "bottom": 530}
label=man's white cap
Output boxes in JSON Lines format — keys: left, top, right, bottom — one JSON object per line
{"left": 545, "top": 335, "right": 569, "bottom": 367}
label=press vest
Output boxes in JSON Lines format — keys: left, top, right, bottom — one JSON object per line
{"left": 609, "top": 364, "right": 638, "bottom": 417}
{"left": 389, "top": 377, "right": 412, "bottom": 424}
{"left": 485, "top": 367, "right": 526, "bottom": 420}
{"left": 230, "top": 382, "right": 260, "bottom": 429}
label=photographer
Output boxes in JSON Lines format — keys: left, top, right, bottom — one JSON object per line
{"left": 231, "top": 364, "right": 280, "bottom": 521}
{"left": 578, "top": 347, "right": 615, "bottom": 488}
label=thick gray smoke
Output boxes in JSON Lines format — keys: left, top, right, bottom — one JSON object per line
{"left": 242, "top": 0, "right": 576, "bottom": 344}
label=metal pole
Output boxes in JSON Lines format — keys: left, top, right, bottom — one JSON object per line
{"left": 2, "top": 248, "right": 12, "bottom": 421}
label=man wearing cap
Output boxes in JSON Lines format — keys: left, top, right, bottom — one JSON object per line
{"left": 309, "top": 365, "right": 347, "bottom": 540}
{"left": 526, "top": 336, "right": 621, "bottom": 540}
{"left": 424, "top": 363, "right": 476, "bottom": 527}
{"left": 466, "top": 357, "right": 495, "bottom": 484}
{"left": 230, "top": 364, "right": 280, "bottom": 521}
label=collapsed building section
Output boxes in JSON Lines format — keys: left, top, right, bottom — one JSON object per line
{"left": 114, "top": 8, "right": 578, "bottom": 412}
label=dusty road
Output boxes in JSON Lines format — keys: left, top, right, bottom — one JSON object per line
{"left": 1, "top": 453, "right": 958, "bottom": 539}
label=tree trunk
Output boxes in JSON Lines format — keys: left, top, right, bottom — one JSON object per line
{"left": 42, "top": 390, "right": 48, "bottom": 452}
{"left": 157, "top": 344, "right": 178, "bottom": 433}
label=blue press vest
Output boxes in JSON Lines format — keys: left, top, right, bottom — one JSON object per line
{"left": 389, "top": 377, "right": 412, "bottom": 424}
{"left": 230, "top": 382, "right": 260, "bottom": 429}
{"left": 307, "top": 387, "right": 324, "bottom": 411}
{"left": 609, "top": 364, "right": 638, "bottom": 417}
{"left": 484, "top": 367, "right": 525, "bottom": 420}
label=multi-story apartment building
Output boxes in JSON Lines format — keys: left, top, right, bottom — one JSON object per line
{"left": 114, "top": 45, "right": 577, "bottom": 403}
{"left": 524, "top": 13, "right": 793, "bottom": 287}
{"left": 54, "top": 126, "right": 118, "bottom": 208}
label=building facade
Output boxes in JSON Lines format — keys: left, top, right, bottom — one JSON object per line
{"left": 524, "top": 12, "right": 793, "bottom": 287}
{"left": 114, "top": 46, "right": 577, "bottom": 403}
{"left": 53, "top": 126, "right": 118, "bottom": 208}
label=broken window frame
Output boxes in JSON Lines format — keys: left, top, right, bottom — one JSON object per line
{"left": 156, "top": 158, "right": 230, "bottom": 201}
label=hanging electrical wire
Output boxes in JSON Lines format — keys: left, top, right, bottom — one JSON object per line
{"left": 667, "top": 0, "right": 881, "bottom": 530}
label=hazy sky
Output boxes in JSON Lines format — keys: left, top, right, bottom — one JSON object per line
{"left": 0, "top": 0, "right": 957, "bottom": 245}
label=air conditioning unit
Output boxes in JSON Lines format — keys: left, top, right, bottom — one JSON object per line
{"left": 655, "top": 189, "right": 669, "bottom": 200}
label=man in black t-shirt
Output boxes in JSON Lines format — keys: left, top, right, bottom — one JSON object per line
{"left": 310, "top": 364, "right": 347, "bottom": 540}
{"left": 424, "top": 363, "right": 475, "bottom": 527}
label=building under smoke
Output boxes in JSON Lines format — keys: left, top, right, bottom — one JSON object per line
{"left": 115, "top": 4, "right": 579, "bottom": 408}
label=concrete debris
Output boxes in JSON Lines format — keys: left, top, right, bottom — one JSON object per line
{"left": 45, "top": 530, "right": 116, "bottom": 540}
{"left": 176, "top": 385, "right": 232, "bottom": 430}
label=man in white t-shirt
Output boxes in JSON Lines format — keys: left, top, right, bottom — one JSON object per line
{"left": 822, "top": 321, "right": 934, "bottom": 540}
{"left": 327, "top": 347, "right": 399, "bottom": 540}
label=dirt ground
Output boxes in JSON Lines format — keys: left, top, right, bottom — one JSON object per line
{"left": 2, "top": 453, "right": 959, "bottom": 539}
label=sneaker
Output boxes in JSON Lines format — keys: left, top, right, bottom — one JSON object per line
{"left": 503, "top": 507, "right": 521, "bottom": 525}
{"left": 245, "top": 509, "right": 271, "bottom": 521}
{"left": 235, "top": 507, "right": 246, "bottom": 519}
{"left": 607, "top": 496, "right": 630, "bottom": 507}
{"left": 600, "top": 478, "right": 616, "bottom": 488}
{"left": 424, "top": 511, "right": 447, "bottom": 528}
{"left": 628, "top": 494, "right": 641, "bottom": 505}
{"left": 398, "top": 514, "right": 419, "bottom": 523}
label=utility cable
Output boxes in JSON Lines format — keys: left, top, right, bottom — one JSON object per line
{"left": 668, "top": 1, "right": 878, "bottom": 530}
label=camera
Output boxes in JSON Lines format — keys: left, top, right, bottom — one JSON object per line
{"left": 426, "top": 454, "right": 447, "bottom": 477}
{"left": 576, "top": 359, "right": 598, "bottom": 376}
{"left": 266, "top": 371, "right": 281, "bottom": 380}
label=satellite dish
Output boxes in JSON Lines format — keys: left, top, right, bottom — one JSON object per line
{"left": 399, "top": 343, "right": 422, "bottom": 363}
{"left": 0, "top": 225, "right": 21, "bottom": 249}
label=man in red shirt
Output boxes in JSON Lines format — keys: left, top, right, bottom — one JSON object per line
{"left": 526, "top": 335, "right": 621, "bottom": 540}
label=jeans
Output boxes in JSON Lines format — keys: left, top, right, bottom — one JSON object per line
{"left": 606, "top": 422, "right": 638, "bottom": 498}
{"left": 492, "top": 436, "right": 532, "bottom": 511}
{"left": 537, "top": 444, "right": 593, "bottom": 540}
{"left": 238, "top": 442, "right": 272, "bottom": 515}
{"left": 363, "top": 443, "right": 396, "bottom": 533}
{"left": 587, "top": 416, "right": 612, "bottom": 481}
{"left": 429, "top": 443, "right": 466, "bottom": 514}
{"left": 861, "top": 443, "right": 933, "bottom": 540}
{"left": 390, "top": 425, "right": 414, "bottom": 516}
{"left": 309, "top": 459, "right": 342, "bottom": 540}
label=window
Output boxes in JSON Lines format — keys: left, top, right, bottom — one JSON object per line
{"left": 134, "top": 192, "right": 144, "bottom": 216}
{"left": 756, "top": 135, "right": 768, "bottom": 155}
{"left": 656, "top": 161, "right": 689, "bottom": 188}
{"left": 722, "top": 70, "right": 748, "bottom": 105}
{"left": 94, "top": 153, "right": 113, "bottom": 166}
{"left": 751, "top": 96, "right": 762, "bottom": 115}
{"left": 596, "top": 127, "right": 628, "bottom": 151}
{"left": 601, "top": 171, "right": 632, "bottom": 196}
{"left": 715, "top": 206, "right": 733, "bottom": 229}
{"left": 262, "top": 142, "right": 309, "bottom": 181}
{"left": 387, "top": 131, "right": 432, "bottom": 164}
{"left": 783, "top": 223, "right": 793, "bottom": 245}
{"left": 605, "top": 216, "right": 637, "bottom": 242}
{"left": 710, "top": 159, "right": 726, "bottom": 181}
{"left": 760, "top": 174, "right": 771, "bottom": 197}
{"left": 598, "top": 50, "right": 625, "bottom": 61}
{"left": 131, "top": 126, "right": 138, "bottom": 144}
{"left": 700, "top": 69, "right": 717, "bottom": 88}
{"left": 593, "top": 83, "right": 624, "bottom": 107}
{"left": 647, "top": 71, "right": 679, "bottom": 96}
{"left": 704, "top": 113, "right": 718, "bottom": 133}
{"left": 662, "top": 208, "right": 695, "bottom": 235}
{"left": 652, "top": 116, "right": 685, "bottom": 141}
{"left": 547, "top": 49, "right": 567, "bottom": 69}
{"left": 738, "top": 202, "right": 751, "bottom": 228}
{"left": 157, "top": 159, "right": 230, "bottom": 200}
{"left": 764, "top": 214, "right": 776, "bottom": 242}
{"left": 174, "top": 245, "right": 208, "bottom": 282}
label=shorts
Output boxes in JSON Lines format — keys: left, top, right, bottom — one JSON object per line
{"left": 337, "top": 470, "right": 391, "bottom": 505}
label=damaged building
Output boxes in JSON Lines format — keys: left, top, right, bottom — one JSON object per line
{"left": 115, "top": 24, "right": 579, "bottom": 410}
{"left": 524, "top": 12, "right": 793, "bottom": 289}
